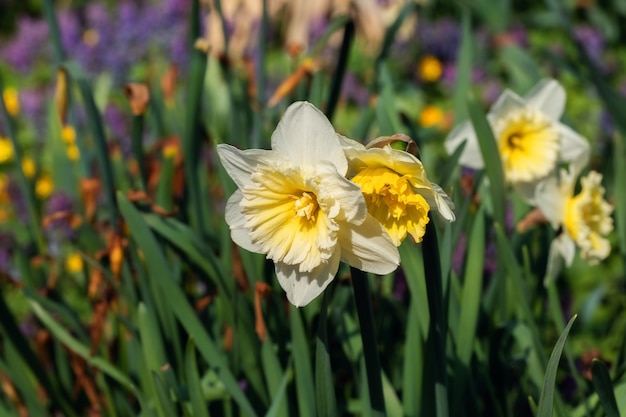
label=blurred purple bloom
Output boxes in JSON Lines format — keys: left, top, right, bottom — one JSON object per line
{"left": 0, "top": 231, "right": 15, "bottom": 272}
{"left": 416, "top": 18, "right": 461, "bottom": 63}
{"left": 0, "top": 17, "right": 51, "bottom": 71}
{"left": 342, "top": 73, "right": 370, "bottom": 106}
{"left": 44, "top": 192, "right": 77, "bottom": 243}
{"left": 19, "top": 87, "right": 48, "bottom": 135}
{"left": 574, "top": 25, "right": 604, "bottom": 65}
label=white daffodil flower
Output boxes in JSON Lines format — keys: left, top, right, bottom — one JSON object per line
{"left": 444, "top": 78, "right": 590, "bottom": 202}
{"left": 339, "top": 135, "right": 455, "bottom": 246}
{"left": 217, "top": 101, "right": 399, "bottom": 307}
{"left": 535, "top": 169, "right": 613, "bottom": 281}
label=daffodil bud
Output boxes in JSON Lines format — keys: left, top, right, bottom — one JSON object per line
{"left": 366, "top": 133, "right": 419, "bottom": 158}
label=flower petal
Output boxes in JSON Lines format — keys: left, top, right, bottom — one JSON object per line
{"left": 425, "top": 183, "right": 456, "bottom": 222}
{"left": 444, "top": 121, "right": 484, "bottom": 169}
{"left": 275, "top": 250, "right": 341, "bottom": 307}
{"left": 523, "top": 79, "right": 565, "bottom": 120}
{"left": 224, "top": 190, "right": 262, "bottom": 254}
{"left": 338, "top": 215, "right": 400, "bottom": 275}
{"left": 315, "top": 162, "right": 368, "bottom": 224}
{"left": 556, "top": 122, "right": 590, "bottom": 176}
{"left": 534, "top": 170, "right": 573, "bottom": 228}
{"left": 489, "top": 89, "right": 525, "bottom": 118}
{"left": 271, "top": 101, "right": 348, "bottom": 175}
{"left": 216, "top": 144, "right": 277, "bottom": 189}
{"left": 544, "top": 234, "right": 575, "bottom": 285}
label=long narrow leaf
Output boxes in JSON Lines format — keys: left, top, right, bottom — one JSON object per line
{"left": 536, "top": 315, "right": 577, "bottom": 417}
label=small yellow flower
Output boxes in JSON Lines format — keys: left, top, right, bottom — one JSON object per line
{"left": 163, "top": 143, "right": 179, "bottom": 158}
{"left": 66, "top": 252, "right": 84, "bottom": 273}
{"left": 61, "top": 125, "right": 76, "bottom": 144}
{"left": 21, "top": 157, "right": 36, "bottom": 178}
{"left": 35, "top": 175, "right": 54, "bottom": 199}
{"left": 66, "top": 144, "right": 80, "bottom": 161}
{"left": 3, "top": 87, "right": 20, "bottom": 116}
{"left": 417, "top": 55, "right": 443, "bottom": 83}
{"left": 419, "top": 105, "right": 444, "bottom": 128}
{"left": 0, "top": 137, "right": 14, "bottom": 164}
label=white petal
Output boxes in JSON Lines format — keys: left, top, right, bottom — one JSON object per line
{"left": 425, "top": 183, "right": 456, "bottom": 222}
{"left": 556, "top": 122, "right": 590, "bottom": 176}
{"left": 337, "top": 134, "right": 365, "bottom": 150}
{"left": 315, "top": 163, "right": 368, "bottom": 224}
{"left": 275, "top": 250, "right": 341, "bottom": 307}
{"left": 224, "top": 190, "right": 262, "bottom": 254}
{"left": 534, "top": 174, "right": 566, "bottom": 228}
{"left": 514, "top": 179, "right": 543, "bottom": 205}
{"left": 544, "top": 234, "right": 576, "bottom": 286}
{"left": 338, "top": 215, "right": 400, "bottom": 275}
{"left": 444, "top": 121, "right": 484, "bottom": 169}
{"left": 523, "top": 79, "right": 565, "bottom": 120}
{"left": 216, "top": 144, "right": 276, "bottom": 189}
{"left": 271, "top": 101, "right": 348, "bottom": 175}
{"left": 489, "top": 89, "right": 525, "bottom": 118}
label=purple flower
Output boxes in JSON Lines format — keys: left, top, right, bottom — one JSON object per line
{"left": 0, "top": 231, "right": 15, "bottom": 272}
{"left": 574, "top": 25, "right": 604, "bottom": 65}
{"left": 44, "top": 192, "right": 77, "bottom": 243}
{"left": 0, "top": 17, "right": 51, "bottom": 71}
{"left": 341, "top": 73, "right": 370, "bottom": 106}
{"left": 416, "top": 18, "right": 461, "bottom": 64}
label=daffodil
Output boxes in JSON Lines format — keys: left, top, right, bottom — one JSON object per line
{"left": 340, "top": 134, "right": 455, "bottom": 246}
{"left": 444, "top": 79, "right": 590, "bottom": 202}
{"left": 217, "top": 101, "right": 399, "bottom": 307}
{"left": 535, "top": 169, "right": 613, "bottom": 279}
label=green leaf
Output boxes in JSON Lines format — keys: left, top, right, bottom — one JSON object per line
{"left": 613, "top": 133, "right": 626, "bottom": 258}
{"left": 153, "top": 371, "right": 179, "bottom": 417}
{"left": 456, "top": 207, "right": 485, "bottom": 366}
{"left": 186, "top": 338, "right": 211, "bottom": 417}
{"left": 467, "top": 93, "right": 506, "bottom": 226}
{"left": 265, "top": 363, "right": 294, "bottom": 417}
{"left": 315, "top": 291, "right": 338, "bottom": 417}
{"left": 117, "top": 193, "right": 258, "bottom": 417}
{"left": 28, "top": 299, "right": 145, "bottom": 407}
{"left": 536, "top": 315, "right": 577, "bottom": 417}
{"left": 591, "top": 359, "right": 620, "bottom": 417}
{"left": 290, "top": 306, "right": 316, "bottom": 417}
{"left": 261, "top": 338, "right": 288, "bottom": 417}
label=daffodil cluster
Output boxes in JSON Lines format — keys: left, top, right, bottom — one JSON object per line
{"left": 444, "top": 78, "right": 614, "bottom": 274}
{"left": 217, "top": 101, "right": 454, "bottom": 306}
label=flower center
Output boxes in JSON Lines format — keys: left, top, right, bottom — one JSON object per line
{"left": 239, "top": 165, "right": 337, "bottom": 272}
{"left": 494, "top": 108, "right": 560, "bottom": 183}
{"left": 293, "top": 191, "right": 319, "bottom": 221}
{"left": 352, "top": 167, "right": 430, "bottom": 246}
{"left": 564, "top": 172, "right": 613, "bottom": 264}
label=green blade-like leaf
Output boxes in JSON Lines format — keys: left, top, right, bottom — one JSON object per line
{"left": 117, "top": 193, "right": 258, "bottom": 417}
{"left": 315, "top": 291, "right": 338, "bottom": 417}
{"left": 536, "top": 314, "right": 577, "bottom": 417}
{"left": 456, "top": 206, "right": 485, "bottom": 368}
{"left": 591, "top": 359, "right": 620, "bottom": 417}
{"left": 290, "top": 306, "right": 316, "bottom": 417}
{"left": 186, "top": 338, "right": 211, "bottom": 417}
{"left": 467, "top": 93, "right": 506, "bottom": 226}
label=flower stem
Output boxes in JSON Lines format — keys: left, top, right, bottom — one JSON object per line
{"left": 350, "top": 267, "right": 386, "bottom": 415}
{"left": 421, "top": 222, "right": 449, "bottom": 417}
{"left": 325, "top": 20, "right": 354, "bottom": 122}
